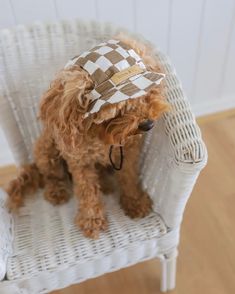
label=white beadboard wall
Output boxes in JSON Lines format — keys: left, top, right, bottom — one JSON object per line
{"left": 0, "top": 0, "right": 235, "bottom": 166}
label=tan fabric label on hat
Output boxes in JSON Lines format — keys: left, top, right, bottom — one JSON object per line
{"left": 111, "top": 64, "right": 144, "bottom": 85}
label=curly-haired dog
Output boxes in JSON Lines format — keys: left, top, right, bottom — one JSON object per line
{"left": 6, "top": 35, "right": 169, "bottom": 239}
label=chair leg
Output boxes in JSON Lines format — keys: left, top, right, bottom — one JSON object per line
{"left": 160, "top": 248, "right": 178, "bottom": 292}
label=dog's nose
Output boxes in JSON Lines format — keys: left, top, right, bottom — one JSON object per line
{"left": 138, "top": 120, "right": 154, "bottom": 132}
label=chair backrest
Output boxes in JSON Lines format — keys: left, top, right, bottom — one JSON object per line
{"left": 0, "top": 19, "right": 206, "bottom": 168}
{"left": 0, "top": 20, "right": 121, "bottom": 164}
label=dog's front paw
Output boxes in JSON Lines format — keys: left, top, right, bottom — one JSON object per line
{"left": 120, "top": 192, "right": 152, "bottom": 218}
{"left": 44, "top": 181, "right": 71, "bottom": 205}
{"left": 6, "top": 179, "right": 24, "bottom": 212}
{"left": 75, "top": 213, "right": 108, "bottom": 239}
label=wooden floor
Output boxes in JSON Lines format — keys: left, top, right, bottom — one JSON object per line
{"left": 1, "top": 110, "right": 235, "bottom": 294}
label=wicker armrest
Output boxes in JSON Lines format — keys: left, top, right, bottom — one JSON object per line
{"left": 140, "top": 51, "right": 208, "bottom": 229}
{"left": 0, "top": 189, "right": 13, "bottom": 281}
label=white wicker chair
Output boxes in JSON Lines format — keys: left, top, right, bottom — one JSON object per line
{"left": 0, "top": 19, "right": 207, "bottom": 294}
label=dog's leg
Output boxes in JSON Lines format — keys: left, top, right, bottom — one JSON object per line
{"left": 96, "top": 164, "right": 116, "bottom": 195}
{"left": 67, "top": 160, "right": 107, "bottom": 239}
{"left": 116, "top": 137, "right": 152, "bottom": 218}
{"left": 34, "top": 132, "right": 71, "bottom": 205}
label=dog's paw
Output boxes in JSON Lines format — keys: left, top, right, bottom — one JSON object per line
{"left": 6, "top": 179, "right": 24, "bottom": 212}
{"left": 7, "top": 196, "right": 22, "bottom": 213}
{"left": 120, "top": 192, "right": 152, "bottom": 218}
{"left": 44, "top": 183, "right": 71, "bottom": 205}
{"left": 75, "top": 214, "right": 108, "bottom": 239}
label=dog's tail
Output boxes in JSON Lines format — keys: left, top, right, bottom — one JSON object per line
{"left": 6, "top": 163, "right": 44, "bottom": 211}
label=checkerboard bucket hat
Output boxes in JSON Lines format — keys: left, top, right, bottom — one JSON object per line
{"left": 65, "top": 39, "right": 165, "bottom": 116}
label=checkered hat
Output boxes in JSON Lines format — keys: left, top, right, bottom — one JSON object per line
{"left": 65, "top": 39, "right": 165, "bottom": 116}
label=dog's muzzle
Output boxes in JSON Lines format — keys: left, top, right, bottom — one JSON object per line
{"left": 138, "top": 120, "right": 154, "bottom": 132}
{"left": 109, "top": 120, "right": 154, "bottom": 171}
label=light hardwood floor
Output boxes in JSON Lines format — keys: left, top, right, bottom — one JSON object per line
{"left": 1, "top": 110, "right": 235, "bottom": 294}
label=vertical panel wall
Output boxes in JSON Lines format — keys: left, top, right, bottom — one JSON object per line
{"left": 0, "top": 0, "right": 235, "bottom": 165}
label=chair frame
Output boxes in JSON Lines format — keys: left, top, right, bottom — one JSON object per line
{"left": 0, "top": 19, "right": 207, "bottom": 293}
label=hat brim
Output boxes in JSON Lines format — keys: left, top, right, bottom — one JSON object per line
{"left": 87, "top": 71, "right": 165, "bottom": 115}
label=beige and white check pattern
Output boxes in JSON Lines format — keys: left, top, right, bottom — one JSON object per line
{"left": 65, "top": 39, "right": 165, "bottom": 115}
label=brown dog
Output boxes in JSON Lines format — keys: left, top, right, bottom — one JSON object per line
{"left": 6, "top": 35, "right": 169, "bottom": 239}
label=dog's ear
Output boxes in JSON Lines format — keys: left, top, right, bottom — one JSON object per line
{"left": 39, "top": 66, "right": 94, "bottom": 148}
{"left": 102, "top": 113, "right": 139, "bottom": 145}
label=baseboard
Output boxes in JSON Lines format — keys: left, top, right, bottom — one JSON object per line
{"left": 192, "top": 97, "right": 235, "bottom": 117}
{"left": 0, "top": 151, "right": 14, "bottom": 166}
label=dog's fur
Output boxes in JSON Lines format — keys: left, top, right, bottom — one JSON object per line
{"left": 6, "top": 35, "right": 169, "bottom": 239}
